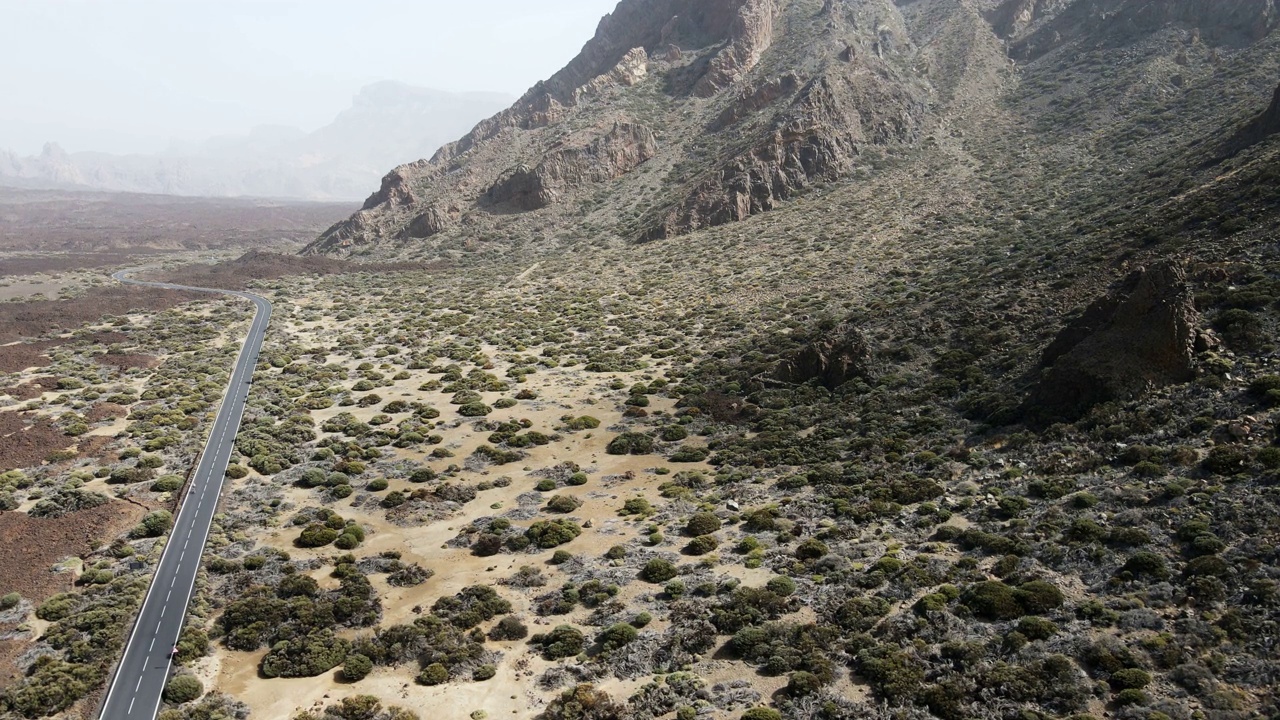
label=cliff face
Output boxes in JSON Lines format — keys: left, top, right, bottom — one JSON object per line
{"left": 309, "top": 0, "right": 933, "bottom": 254}
{"left": 307, "top": 0, "right": 1280, "bottom": 257}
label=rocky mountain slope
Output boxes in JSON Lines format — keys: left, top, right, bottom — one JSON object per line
{"left": 306, "top": 0, "right": 1280, "bottom": 260}
{"left": 0, "top": 83, "right": 511, "bottom": 201}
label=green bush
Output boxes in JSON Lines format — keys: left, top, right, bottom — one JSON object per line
{"left": 1109, "top": 668, "right": 1151, "bottom": 690}
{"left": 741, "top": 710, "right": 782, "bottom": 720}
{"left": 685, "top": 512, "right": 722, "bottom": 536}
{"left": 162, "top": 674, "right": 203, "bottom": 704}
{"left": 489, "top": 615, "right": 529, "bottom": 641}
{"left": 530, "top": 625, "right": 585, "bottom": 659}
{"left": 458, "top": 402, "right": 493, "bottom": 417}
{"left": 261, "top": 631, "right": 350, "bottom": 678}
{"left": 562, "top": 415, "right": 601, "bottom": 430}
{"left": 606, "top": 432, "right": 654, "bottom": 455}
{"left": 526, "top": 520, "right": 582, "bottom": 548}
{"left": 640, "top": 559, "right": 679, "bottom": 583}
{"left": 546, "top": 495, "right": 582, "bottom": 513}
{"left": 418, "top": 662, "right": 449, "bottom": 685}
{"left": 765, "top": 576, "right": 796, "bottom": 596}
{"left": 343, "top": 653, "right": 373, "bottom": 682}
{"left": 670, "top": 446, "right": 709, "bottom": 463}
{"left": 795, "top": 538, "right": 828, "bottom": 560}
{"left": 598, "top": 623, "right": 639, "bottom": 652}
{"left": 151, "top": 475, "right": 184, "bottom": 492}
{"left": 297, "top": 523, "right": 340, "bottom": 548}
{"left": 684, "top": 534, "right": 719, "bottom": 555}
{"left": 131, "top": 510, "right": 173, "bottom": 538}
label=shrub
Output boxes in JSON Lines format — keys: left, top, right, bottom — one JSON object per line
{"left": 795, "top": 538, "right": 828, "bottom": 560}
{"left": 546, "top": 495, "right": 582, "bottom": 513}
{"left": 661, "top": 425, "right": 689, "bottom": 441}
{"left": 562, "top": 416, "right": 601, "bottom": 430}
{"left": 132, "top": 510, "right": 173, "bottom": 538}
{"left": 1203, "top": 446, "right": 1249, "bottom": 475}
{"left": 1016, "top": 580, "right": 1065, "bottom": 614}
{"left": 162, "top": 675, "right": 203, "bottom": 704}
{"left": 343, "top": 653, "right": 373, "bottom": 682}
{"left": 151, "top": 475, "right": 183, "bottom": 492}
{"left": 606, "top": 432, "right": 654, "bottom": 455}
{"left": 225, "top": 464, "right": 250, "bottom": 479}
{"left": 1121, "top": 551, "right": 1169, "bottom": 579}
{"left": 526, "top": 520, "right": 582, "bottom": 548}
{"left": 685, "top": 512, "right": 722, "bottom": 536}
{"left": 260, "top": 631, "right": 350, "bottom": 678}
{"left": 409, "top": 468, "right": 438, "bottom": 483}
{"left": 489, "top": 615, "right": 528, "bottom": 641}
{"left": 297, "top": 524, "right": 339, "bottom": 548}
{"left": 1109, "top": 668, "right": 1151, "bottom": 690}
{"left": 473, "top": 664, "right": 497, "bottom": 680}
{"left": 620, "top": 497, "right": 654, "bottom": 516}
{"left": 458, "top": 402, "right": 492, "bottom": 417}
{"left": 530, "top": 625, "right": 585, "bottom": 659}
{"left": 670, "top": 445, "right": 709, "bottom": 463}
{"left": 0, "top": 592, "right": 20, "bottom": 610}
{"left": 962, "top": 581, "right": 1024, "bottom": 621}
{"left": 741, "top": 710, "right": 783, "bottom": 720}
{"left": 550, "top": 550, "right": 573, "bottom": 565}
{"left": 765, "top": 576, "right": 796, "bottom": 596}
{"left": 1015, "top": 616, "right": 1059, "bottom": 641}
{"left": 598, "top": 623, "right": 639, "bottom": 652}
{"left": 418, "top": 663, "right": 449, "bottom": 686}
{"left": 857, "top": 646, "right": 925, "bottom": 704}
{"left": 640, "top": 559, "right": 679, "bottom": 583}
{"left": 684, "top": 535, "right": 719, "bottom": 555}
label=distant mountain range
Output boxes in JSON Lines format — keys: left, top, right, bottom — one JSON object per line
{"left": 0, "top": 82, "right": 513, "bottom": 201}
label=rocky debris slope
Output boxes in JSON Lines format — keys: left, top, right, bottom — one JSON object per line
{"left": 1026, "top": 262, "right": 1202, "bottom": 421}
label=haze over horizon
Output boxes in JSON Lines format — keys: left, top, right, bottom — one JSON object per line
{"left": 0, "top": 0, "right": 617, "bottom": 156}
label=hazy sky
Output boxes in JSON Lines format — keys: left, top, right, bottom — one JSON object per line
{"left": 0, "top": 0, "right": 618, "bottom": 155}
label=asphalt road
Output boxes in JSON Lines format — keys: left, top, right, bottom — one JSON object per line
{"left": 99, "top": 271, "right": 271, "bottom": 720}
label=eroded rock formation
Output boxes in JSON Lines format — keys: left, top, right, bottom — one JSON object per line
{"left": 484, "top": 123, "right": 658, "bottom": 211}
{"left": 776, "top": 322, "right": 872, "bottom": 389}
{"left": 1027, "top": 262, "right": 1200, "bottom": 421}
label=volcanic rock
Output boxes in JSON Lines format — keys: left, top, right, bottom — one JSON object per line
{"left": 776, "top": 322, "right": 872, "bottom": 389}
{"left": 1027, "top": 262, "right": 1200, "bottom": 421}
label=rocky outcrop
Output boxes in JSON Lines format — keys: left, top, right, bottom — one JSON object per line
{"left": 483, "top": 123, "right": 658, "bottom": 211}
{"left": 360, "top": 166, "right": 421, "bottom": 210}
{"left": 646, "top": 66, "right": 923, "bottom": 239}
{"left": 428, "top": 0, "right": 763, "bottom": 168}
{"left": 708, "top": 73, "right": 800, "bottom": 132}
{"left": 403, "top": 205, "right": 459, "bottom": 239}
{"left": 1227, "top": 81, "right": 1280, "bottom": 151}
{"left": 576, "top": 48, "right": 650, "bottom": 100}
{"left": 776, "top": 323, "right": 872, "bottom": 389}
{"left": 1026, "top": 262, "right": 1200, "bottom": 421}
{"left": 693, "top": 0, "right": 780, "bottom": 97}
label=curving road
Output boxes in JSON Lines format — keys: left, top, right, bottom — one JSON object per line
{"left": 99, "top": 271, "right": 271, "bottom": 720}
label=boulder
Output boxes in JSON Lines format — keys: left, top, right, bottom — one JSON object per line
{"left": 776, "top": 322, "right": 872, "bottom": 389}
{"left": 1026, "top": 261, "right": 1199, "bottom": 421}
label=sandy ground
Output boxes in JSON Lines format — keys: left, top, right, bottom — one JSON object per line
{"left": 202, "top": 311, "right": 790, "bottom": 718}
